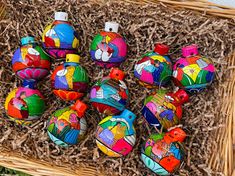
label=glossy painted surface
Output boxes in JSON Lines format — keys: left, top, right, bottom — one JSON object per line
{"left": 12, "top": 44, "right": 51, "bottom": 81}
{"left": 47, "top": 101, "right": 87, "bottom": 147}
{"left": 90, "top": 31, "right": 127, "bottom": 68}
{"left": 5, "top": 85, "right": 45, "bottom": 125}
{"left": 51, "top": 62, "right": 89, "bottom": 101}
{"left": 141, "top": 128, "right": 186, "bottom": 175}
{"left": 134, "top": 51, "right": 172, "bottom": 87}
{"left": 90, "top": 69, "right": 128, "bottom": 115}
{"left": 173, "top": 46, "right": 215, "bottom": 93}
{"left": 96, "top": 109, "right": 136, "bottom": 157}
{"left": 42, "top": 20, "right": 79, "bottom": 59}
{"left": 142, "top": 89, "right": 189, "bottom": 130}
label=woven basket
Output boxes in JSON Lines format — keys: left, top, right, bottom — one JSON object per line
{"left": 0, "top": 0, "right": 234, "bottom": 175}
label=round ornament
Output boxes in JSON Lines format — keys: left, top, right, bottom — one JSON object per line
{"left": 90, "top": 22, "right": 127, "bottom": 68}
{"left": 4, "top": 80, "right": 45, "bottom": 125}
{"left": 51, "top": 54, "right": 89, "bottom": 101}
{"left": 96, "top": 109, "right": 136, "bottom": 157}
{"left": 47, "top": 100, "right": 87, "bottom": 147}
{"left": 142, "top": 89, "right": 189, "bottom": 130}
{"left": 42, "top": 12, "right": 79, "bottom": 59}
{"left": 134, "top": 44, "right": 172, "bottom": 88}
{"left": 90, "top": 68, "right": 128, "bottom": 115}
{"left": 12, "top": 36, "right": 51, "bottom": 81}
{"left": 141, "top": 128, "right": 186, "bottom": 175}
{"left": 173, "top": 45, "right": 215, "bottom": 93}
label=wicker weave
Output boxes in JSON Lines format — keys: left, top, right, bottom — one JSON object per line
{"left": 0, "top": 0, "right": 234, "bottom": 175}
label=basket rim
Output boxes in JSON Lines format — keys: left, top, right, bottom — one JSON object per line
{"left": 0, "top": 0, "right": 234, "bottom": 176}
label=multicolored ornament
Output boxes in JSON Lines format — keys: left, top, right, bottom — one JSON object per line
{"left": 47, "top": 100, "right": 87, "bottom": 147}
{"left": 4, "top": 80, "right": 45, "bottom": 125}
{"left": 12, "top": 36, "right": 51, "bottom": 81}
{"left": 142, "top": 89, "right": 189, "bottom": 130}
{"left": 51, "top": 54, "right": 89, "bottom": 101}
{"left": 141, "top": 128, "right": 186, "bottom": 175}
{"left": 90, "top": 22, "right": 127, "bottom": 68}
{"left": 134, "top": 44, "right": 172, "bottom": 88}
{"left": 173, "top": 45, "right": 215, "bottom": 93}
{"left": 42, "top": 12, "right": 79, "bottom": 59}
{"left": 90, "top": 68, "right": 128, "bottom": 115}
{"left": 96, "top": 109, "right": 136, "bottom": 157}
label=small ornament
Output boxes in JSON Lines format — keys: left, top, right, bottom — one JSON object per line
{"left": 142, "top": 89, "right": 189, "bottom": 130}
{"left": 90, "top": 68, "right": 128, "bottom": 115}
{"left": 12, "top": 36, "right": 51, "bottom": 81}
{"left": 90, "top": 22, "right": 127, "bottom": 68}
{"left": 51, "top": 54, "right": 89, "bottom": 101}
{"left": 47, "top": 100, "right": 87, "bottom": 147}
{"left": 4, "top": 80, "right": 45, "bottom": 125}
{"left": 173, "top": 45, "right": 215, "bottom": 93}
{"left": 96, "top": 109, "right": 136, "bottom": 157}
{"left": 141, "top": 128, "right": 186, "bottom": 175}
{"left": 134, "top": 44, "right": 172, "bottom": 88}
{"left": 42, "top": 12, "right": 79, "bottom": 59}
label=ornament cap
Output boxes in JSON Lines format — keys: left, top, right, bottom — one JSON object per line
{"left": 166, "top": 127, "right": 186, "bottom": 143}
{"left": 54, "top": 12, "right": 68, "bottom": 21}
{"left": 65, "top": 54, "right": 80, "bottom": 63}
{"left": 154, "top": 43, "right": 169, "bottom": 55}
{"left": 109, "top": 68, "right": 125, "bottom": 81}
{"left": 71, "top": 100, "right": 87, "bottom": 117}
{"left": 22, "top": 79, "right": 36, "bottom": 89}
{"left": 182, "top": 44, "right": 199, "bottom": 57}
{"left": 21, "top": 36, "right": 35, "bottom": 46}
{"left": 174, "top": 89, "right": 189, "bottom": 105}
{"left": 120, "top": 109, "right": 136, "bottom": 122}
{"left": 104, "top": 22, "right": 119, "bottom": 33}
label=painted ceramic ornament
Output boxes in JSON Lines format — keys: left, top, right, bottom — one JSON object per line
{"left": 141, "top": 128, "right": 186, "bottom": 175}
{"left": 4, "top": 80, "right": 45, "bottom": 125}
{"left": 90, "top": 68, "right": 128, "bottom": 115}
{"left": 42, "top": 12, "right": 79, "bottom": 59}
{"left": 96, "top": 109, "right": 136, "bottom": 157}
{"left": 12, "top": 36, "right": 51, "bottom": 81}
{"left": 134, "top": 44, "right": 172, "bottom": 88}
{"left": 90, "top": 22, "right": 127, "bottom": 68}
{"left": 142, "top": 89, "right": 189, "bottom": 130}
{"left": 47, "top": 100, "right": 87, "bottom": 147}
{"left": 173, "top": 45, "right": 215, "bottom": 93}
{"left": 51, "top": 54, "right": 89, "bottom": 101}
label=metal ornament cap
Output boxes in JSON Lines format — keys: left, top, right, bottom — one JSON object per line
{"left": 172, "top": 89, "right": 189, "bottom": 105}
{"left": 182, "top": 44, "right": 199, "bottom": 58}
{"left": 54, "top": 12, "right": 68, "bottom": 21}
{"left": 154, "top": 43, "right": 169, "bottom": 55}
{"left": 65, "top": 54, "right": 80, "bottom": 63}
{"left": 165, "top": 127, "right": 187, "bottom": 143}
{"left": 104, "top": 22, "right": 119, "bottom": 33}
{"left": 109, "top": 68, "right": 125, "bottom": 81}
{"left": 21, "top": 36, "right": 35, "bottom": 46}
{"left": 71, "top": 100, "right": 87, "bottom": 118}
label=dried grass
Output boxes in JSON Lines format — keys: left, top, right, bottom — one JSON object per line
{"left": 0, "top": 0, "right": 234, "bottom": 175}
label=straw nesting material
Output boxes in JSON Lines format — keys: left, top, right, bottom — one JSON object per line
{"left": 0, "top": 0, "right": 235, "bottom": 175}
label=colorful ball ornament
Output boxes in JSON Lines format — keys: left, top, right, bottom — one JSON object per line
{"left": 142, "top": 89, "right": 189, "bottom": 130}
{"left": 51, "top": 54, "right": 89, "bottom": 101}
{"left": 134, "top": 44, "right": 172, "bottom": 88}
{"left": 141, "top": 128, "right": 186, "bottom": 175}
{"left": 47, "top": 100, "right": 87, "bottom": 147}
{"left": 173, "top": 45, "right": 215, "bottom": 93}
{"left": 90, "top": 68, "right": 128, "bottom": 115}
{"left": 90, "top": 22, "right": 127, "bottom": 68}
{"left": 42, "top": 12, "right": 79, "bottom": 59}
{"left": 4, "top": 80, "right": 45, "bottom": 125}
{"left": 12, "top": 36, "right": 51, "bottom": 81}
{"left": 96, "top": 109, "right": 136, "bottom": 157}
